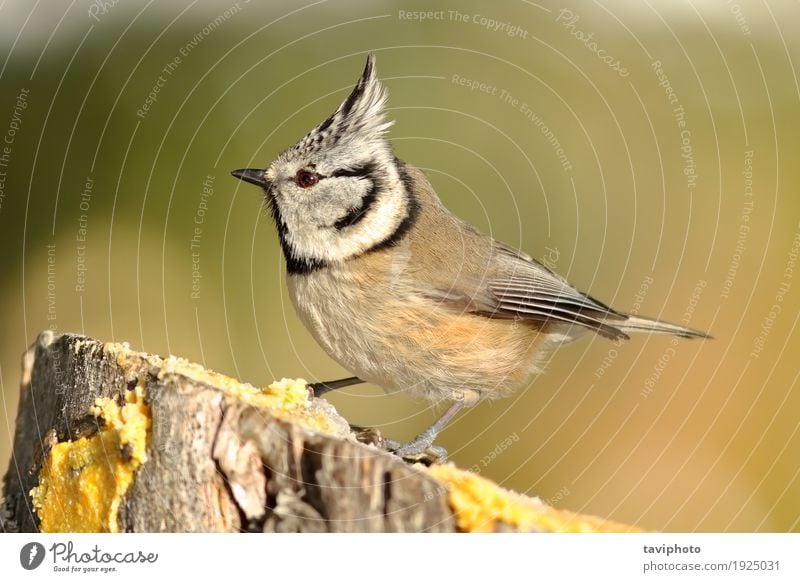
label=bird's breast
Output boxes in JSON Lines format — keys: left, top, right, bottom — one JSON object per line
{"left": 287, "top": 262, "right": 549, "bottom": 401}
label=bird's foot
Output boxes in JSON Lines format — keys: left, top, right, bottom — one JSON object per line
{"left": 385, "top": 427, "right": 448, "bottom": 465}
{"left": 386, "top": 439, "right": 448, "bottom": 466}
{"left": 349, "top": 424, "right": 447, "bottom": 466}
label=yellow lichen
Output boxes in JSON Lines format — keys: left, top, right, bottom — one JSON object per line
{"left": 227, "top": 376, "right": 343, "bottom": 435}
{"left": 427, "top": 463, "right": 642, "bottom": 533}
{"left": 30, "top": 386, "right": 151, "bottom": 532}
{"left": 259, "top": 377, "right": 311, "bottom": 409}
{"left": 104, "top": 342, "right": 340, "bottom": 434}
{"left": 156, "top": 357, "right": 332, "bottom": 432}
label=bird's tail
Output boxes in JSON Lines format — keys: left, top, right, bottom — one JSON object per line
{"left": 616, "top": 315, "right": 712, "bottom": 339}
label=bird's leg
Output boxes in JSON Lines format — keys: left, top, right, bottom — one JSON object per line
{"left": 388, "top": 398, "right": 466, "bottom": 461}
{"left": 307, "top": 376, "right": 363, "bottom": 397}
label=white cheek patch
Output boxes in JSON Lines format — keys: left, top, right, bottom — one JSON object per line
{"left": 283, "top": 180, "right": 406, "bottom": 263}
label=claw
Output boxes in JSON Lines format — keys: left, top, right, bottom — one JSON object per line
{"left": 385, "top": 437, "right": 448, "bottom": 466}
{"left": 349, "top": 424, "right": 385, "bottom": 447}
{"left": 391, "top": 430, "right": 436, "bottom": 457}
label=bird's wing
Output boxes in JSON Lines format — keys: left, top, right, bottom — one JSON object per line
{"left": 424, "top": 241, "right": 631, "bottom": 341}
{"left": 484, "top": 264, "right": 630, "bottom": 340}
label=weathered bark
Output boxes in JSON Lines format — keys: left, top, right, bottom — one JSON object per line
{"left": 1, "top": 331, "right": 638, "bottom": 533}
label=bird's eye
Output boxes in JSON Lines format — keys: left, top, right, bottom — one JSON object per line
{"left": 295, "top": 170, "right": 319, "bottom": 188}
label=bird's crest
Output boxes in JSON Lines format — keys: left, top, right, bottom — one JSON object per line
{"left": 288, "top": 53, "right": 392, "bottom": 158}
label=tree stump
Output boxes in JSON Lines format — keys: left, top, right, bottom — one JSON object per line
{"left": 1, "top": 331, "right": 638, "bottom": 533}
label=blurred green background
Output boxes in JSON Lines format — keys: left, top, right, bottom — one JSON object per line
{"left": 1, "top": 0, "right": 798, "bottom": 532}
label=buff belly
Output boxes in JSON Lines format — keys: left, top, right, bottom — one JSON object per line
{"left": 288, "top": 269, "right": 548, "bottom": 403}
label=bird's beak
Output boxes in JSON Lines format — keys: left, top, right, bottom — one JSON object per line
{"left": 230, "top": 168, "right": 269, "bottom": 188}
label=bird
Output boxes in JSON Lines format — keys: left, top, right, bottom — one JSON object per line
{"left": 231, "top": 54, "right": 709, "bottom": 461}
